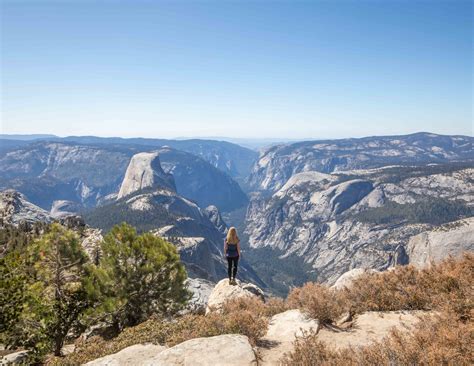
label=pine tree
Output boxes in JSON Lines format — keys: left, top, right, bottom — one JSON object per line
{"left": 87, "top": 223, "right": 190, "bottom": 331}
{"left": 3, "top": 223, "right": 93, "bottom": 358}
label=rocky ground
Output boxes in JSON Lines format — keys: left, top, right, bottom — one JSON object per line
{"left": 36, "top": 278, "right": 429, "bottom": 366}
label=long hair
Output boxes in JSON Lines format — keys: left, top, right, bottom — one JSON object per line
{"left": 226, "top": 227, "right": 239, "bottom": 244}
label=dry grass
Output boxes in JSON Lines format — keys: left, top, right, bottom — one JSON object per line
{"left": 48, "top": 296, "right": 272, "bottom": 365}
{"left": 281, "top": 254, "right": 474, "bottom": 365}
{"left": 49, "top": 254, "right": 473, "bottom": 365}
{"left": 281, "top": 311, "right": 473, "bottom": 365}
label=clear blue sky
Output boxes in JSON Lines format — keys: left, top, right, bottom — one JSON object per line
{"left": 1, "top": 0, "right": 472, "bottom": 139}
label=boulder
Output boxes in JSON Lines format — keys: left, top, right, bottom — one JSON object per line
{"left": 144, "top": 334, "right": 257, "bottom": 366}
{"left": 206, "top": 279, "right": 265, "bottom": 314}
{"left": 85, "top": 344, "right": 166, "bottom": 366}
{"left": 185, "top": 277, "right": 215, "bottom": 313}
{"left": 258, "top": 309, "right": 319, "bottom": 365}
{"left": 0, "top": 350, "right": 29, "bottom": 365}
{"left": 85, "top": 335, "right": 256, "bottom": 366}
{"left": 0, "top": 189, "right": 52, "bottom": 227}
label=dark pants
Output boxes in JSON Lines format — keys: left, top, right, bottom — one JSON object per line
{"left": 227, "top": 256, "right": 239, "bottom": 279}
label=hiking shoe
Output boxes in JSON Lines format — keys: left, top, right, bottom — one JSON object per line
{"left": 231, "top": 279, "right": 237, "bottom": 285}
{"left": 228, "top": 279, "right": 232, "bottom": 285}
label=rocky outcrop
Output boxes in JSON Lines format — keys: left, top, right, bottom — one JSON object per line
{"left": 0, "top": 350, "right": 29, "bottom": 365}
{"left": 185, "top": 278, "right": 215, "bottom": 313}
{"left": 117, "top": 152, "right": 176, "bottom": 199}
{"left": 257, "top": 309, "right": 425, "bottom": 364}
{"left": 407, "top": 218, "right": 474, "bottom": 268}
{"left": 0, "top": 189, "right": 52, "bottom": 226}
{"left": 316, "top": 311, "right": 425, "bottom": 350}
{"left": 258, "top": 309, "right": 318, "bottom": 365}
{"left": 81, "top": 227, "right": 103, "bottom": 259}
{"left": 85, "top": 335, "right": 257, "bottom": 366}
{"left": 206, "top": 279, "right": 265, "bottom": 314}
{"left": 149, "top": 334, "right": 257, "bottom": 365}
{"left": 85, "top": 344, "right": 167, "bottom": 366}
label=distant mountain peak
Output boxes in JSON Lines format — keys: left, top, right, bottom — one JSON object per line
{"left": 117, "top": 151, "right": 176, "bottom": 199}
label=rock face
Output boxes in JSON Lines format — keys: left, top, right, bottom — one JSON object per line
{"left": 246, "top": 165, "right": 474, "bottom": 284}
{"left": 249, "top": 132, "right": 474, "bottom": 192}
{"left": 0, "top": 189, "right": 52, "bottom": 226}
{"left": 85, "top": 344, "right": 167, "bottom": 366}
{"left": 406, "top": 218, "right": 474, "bottom": 268}
{"left": 203, "top": 205, "right": 228, "bottom": 234}
{"left": 85, "top": 335, "right": 256, "bottom": 366}
{"left": 158, "top": 148, "right": 248, "bottom": 211}
{"left": 117, "top": 152, "right": 176, "bottom": 199}
{"left": 206, "top": 279, "right": 265, "bottom": 314}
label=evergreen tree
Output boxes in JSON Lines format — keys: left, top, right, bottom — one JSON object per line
{"left": 87, "top": 223, "right": 189, "bottom": 331}
{"left": 1, "top": 223, "right": 93, "bottom": 359}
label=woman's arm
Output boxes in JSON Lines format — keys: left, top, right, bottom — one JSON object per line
{"left": 237, "top": 240, "right": 241, "bottom": 257}
{"left": 223, "top": 239, "right": 228, "bottom": 257}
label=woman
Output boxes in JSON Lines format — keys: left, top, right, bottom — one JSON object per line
{"left": 224, "top": 227, "right": 241, "bottom": 285}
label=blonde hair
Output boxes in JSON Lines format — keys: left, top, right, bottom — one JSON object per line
{"left": 226, "top": 227, "right": 239, "bottom": 244}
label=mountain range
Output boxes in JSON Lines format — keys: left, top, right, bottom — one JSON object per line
{"left": 0, "top": 132, "right": 472, "bottom": 295}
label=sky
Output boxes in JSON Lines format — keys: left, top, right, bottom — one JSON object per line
{"left": 1, "top": 0, "right": 472, "bottom": 139}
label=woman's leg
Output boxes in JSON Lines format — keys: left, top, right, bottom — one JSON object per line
{"left": 232, "top": 257, "right": 239, "bottom": 279}
{"left": 227, "top": 257, "right": 233, "bottom": 280}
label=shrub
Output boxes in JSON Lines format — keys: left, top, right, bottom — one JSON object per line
{"left": 343, "top": 265, "right": 432, "bottom": 314}
{"left": 281, "top": 254, "right": 474, "bottom": 365}
{"left": 287, "top": 283, "right": 346, "bottom": 325}
{"left": 344, "top": 253, "right": 474, "bottom": 319}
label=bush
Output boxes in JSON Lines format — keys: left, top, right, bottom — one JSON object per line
{"left": 344, "top": 265, "right": 432, "bottom": 314}
{"left": 345, "top": 253, "right": 473, "bottom": 320}
{"left": 287, "top": 283, "right": 346, "bottom": 325}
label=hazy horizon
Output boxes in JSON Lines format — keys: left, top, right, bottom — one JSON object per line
{"left": 1, "top": 1, "right": 472, "bottom": 138}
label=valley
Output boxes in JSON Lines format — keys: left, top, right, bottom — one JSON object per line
{"left": 0, "top": 132, "right": 472, "bottom": 296}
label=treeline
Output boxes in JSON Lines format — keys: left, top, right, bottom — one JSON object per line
{"left": 355, "top": 198, "right": 474, "bottom": 226}
{"left": 0, "top": 223, "right": 189, "bottom": 363}
{"left": 83, "top": 200, "right": 174, "bottom": 232}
